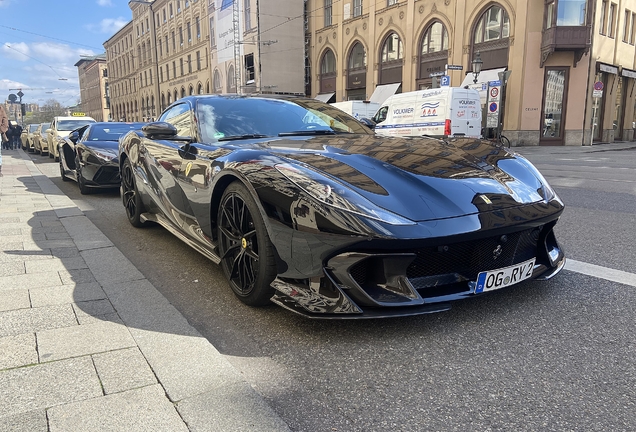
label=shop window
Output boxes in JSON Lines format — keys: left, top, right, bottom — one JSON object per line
{"left": 541, "top": 67, "right": 569, "bottom": 143}
{"left": 348, "top": 42, "right": 366, "bottom": 69}
{"left": 321, "top": 49, "right": 336, "bottom": 74}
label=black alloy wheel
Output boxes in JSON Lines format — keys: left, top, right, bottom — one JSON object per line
{"left": 217, "top": 182, "right": 276, "bottom": 306}
{"left": 121, "top": 158, "right": 146, "bottom": 227}
{"left": 77, "top": 164, "right": 91, "bottom": 195}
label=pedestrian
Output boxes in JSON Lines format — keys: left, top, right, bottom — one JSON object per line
{"left": 6, "top": 122, "right": 16, "bottom": 150}
{"left": 0, "top": 105, "right": 8, "bottom": 173}
{"left": 12, "top": 123, "right": 23, "bottom": 150}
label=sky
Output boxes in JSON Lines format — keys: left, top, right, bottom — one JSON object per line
{"left": 0, "top": 0, "right": 133, "bottom": 108}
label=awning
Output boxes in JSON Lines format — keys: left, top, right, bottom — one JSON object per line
{"left": 369, "top": 83, "right": 401, "bottom": 105}
{"left": 460, "top": 68, "right": 506, "bottom": 104}
{"left": 315, "top": 92, "right": 335, "bottom": 103}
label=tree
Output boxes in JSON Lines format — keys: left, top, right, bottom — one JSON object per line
{"left": 24, "top": 99, "right": 67, "bottom": 124}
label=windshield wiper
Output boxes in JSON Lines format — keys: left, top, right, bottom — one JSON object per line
{"left": 217, "top": 134, "right": 272, "bottom": 141}
{"left": 278, "top": 130, "right": 337, "bottom": 137}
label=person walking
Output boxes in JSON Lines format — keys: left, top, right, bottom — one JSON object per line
{"left": 12, "top": 123, "right": 22, "bottom": 150}
{"left": 6, "top": 122, "right": 16, "bottom": 150}
{"left": 0, "top": 105, "right": 8, "bottom": 173}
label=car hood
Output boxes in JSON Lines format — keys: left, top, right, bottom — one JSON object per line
{"left": 86, "top": 140, "right": 119, "bottom": 159}
{"left": 255, "top": 134, "right": 553, "bottom": 222}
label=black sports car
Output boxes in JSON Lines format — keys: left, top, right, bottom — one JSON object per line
{"left": 119, "top": 95, "right": 565, "bottom": 318}
{"left": 59, "top": 122, "right": 146, "bottom": 194}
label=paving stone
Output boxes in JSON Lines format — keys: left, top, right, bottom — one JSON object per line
{"left": 25, "top": 257, "right": 88, "bottom": 274}
{"left": 103, "top": 279, "right": 246, "bottom": 402}
{"left": 81, "top": 247, "right": 144, "bottom": 285}
{"left": 24, "top": 225, "right": 67, "bottom": 235}
{"left": 30, "top": 283, "right": 106, "bottom": 308}
{"left": 0, "top": 409, "right": 48, "bottom": 432}
{"left": 92, "top": 347, "right": 157, "bottom": 395}
{"left": 47, "top": 384, "right": 188, "bottom": 432}
{"left": 44, "top": 232, "right": 71, "bottom": 240}
{"left": 0, "top": 289, "right": 30, "bottom": 312}
{"left": 0, "top": 271, "right": 62, "bottom": 291}
{"left": 0, "top": 241, "right": 24, "bottom": 251}
{"left": 58, "top": 268, "right": 96, "bottom": 285}
{"left": 177, "top": 383, "right": 291, "bottom": 432}
{"left": 73, "top": 299, "right": 116, "bottom": 320}
{"left": 0, "top": 304, "right": 76, "bottom": 338}
{"left": 0, "top": 333, "right": 38, "bottom": 370}
{"left": 60, "top": 216, "right": 113, "bottom": 251}
{"left": 0, "top": 356, "right": 102, "bottom": 418}
{"left": 50, "top": 247, "right": 81, "bottom": 258}
{"left": 0, "top": 261, "right": 25, "bottom": 277}
{"left": 55, "top": 207, "right": 84, "bottom": 218}
{"left": 0, "top": 250, "right": 52, "bottom": 263}
{"left": 22, "top": 239, "right": 76, "bottom": 250}
{"left": 36, "top": 320, "right": 136, "bottom": 362}
{"left": 76, "top": 312, "right": 123, "bottom": 326}
{"left": 0, "top": 227, "right": 21, "bottom": 236}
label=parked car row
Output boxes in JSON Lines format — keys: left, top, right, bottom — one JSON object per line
{"left": 21, "top": 115, "right": 96, "bottom": 158}
{"left": 30, "top": 95, "right": 566, "bottom": 319}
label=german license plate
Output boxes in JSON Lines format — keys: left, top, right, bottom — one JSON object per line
{"left": 475, "top": 258, "right": 536, "bottom": 293}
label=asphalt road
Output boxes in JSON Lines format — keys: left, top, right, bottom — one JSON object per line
{"left": 28, "top": 143, "right": 636, "bottom": 432}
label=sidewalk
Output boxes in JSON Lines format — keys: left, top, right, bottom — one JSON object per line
{"left": 0, "top": 149, "right": 290, "bottom": 432}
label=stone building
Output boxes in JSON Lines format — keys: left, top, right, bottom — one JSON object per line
{"left": 74, "top": 54, "right": 110, "bottom": 122}
{"left": 306, "top": 0, "right": 636, "bottom": 145}
{"left": 104, "top": 21, "right": 138, "bottom": 122}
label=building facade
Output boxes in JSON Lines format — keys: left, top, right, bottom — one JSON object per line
{"left": 207, "top": 0, "right": 305, "bottom": 95}
{"left": 307, "top": 0, "right": 636, "bottom": 145}
{"left": 103, "top": 0, "right": 305, "bottom": 124}
{"left": 74, "top": 54, "right": 110, "bottom": 122}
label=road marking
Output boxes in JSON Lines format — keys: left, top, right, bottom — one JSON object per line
{"left": 565, "top": 259, "right": 636, "bottom": 288}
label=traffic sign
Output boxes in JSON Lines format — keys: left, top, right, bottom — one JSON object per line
{"left": 489, "top": 102, "right": 498, "bottom": 113}
{"left": 490, "top": 87, "right": 499, "bottom": 98}
{"left": 593, "top": 89, "right": 603, "bottom": 98}
{"left": 593, "top": 81, "right": 604, "bottom": 91}
{"left": 446, "top": 64, "right": 463, "bottom": 70}
{"left": 440, "top": 75, "right": 450, "bottom": 87}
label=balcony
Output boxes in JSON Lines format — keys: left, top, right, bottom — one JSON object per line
{"left": 541, "top": 0, "right": 591, "bottom": 67}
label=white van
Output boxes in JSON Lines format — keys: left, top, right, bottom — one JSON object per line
{"left": 371, "top": 88, "right": 482, "bottom": 138}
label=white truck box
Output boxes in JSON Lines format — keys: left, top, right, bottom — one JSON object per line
{"left": 371, "top": 88, "right": 482, "bottom": 138}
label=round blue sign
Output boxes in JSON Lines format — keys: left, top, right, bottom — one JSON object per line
{"left": 489, "top": 102, "right": 498, "bottom": 113}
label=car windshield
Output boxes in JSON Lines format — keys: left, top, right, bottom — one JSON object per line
{"left": 29, "top": 125, "right": 39, "bottom": 132}
{"left": 196, "top": 97, "right": 372, "bottom": 143}
{"left": 41, "top": 123, "right": 50, "bottom": 130}
{"left": 58, "top": 120, "right": 95, "bottom": 131}
{"left": 88, "top": 123, "right": 145, "bottom": 141}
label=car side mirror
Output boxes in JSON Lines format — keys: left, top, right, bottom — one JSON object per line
{"left": 142, "top": 122, "right": 192, "bottom": 142}
{"left": 45, "top": 128, "right": 52, "bottom": 134}
{"left": 359, "top": 118, "right": 376, "bottom": 130}
{"left": 69, "top": 131, "right": 80, "bottom": 143}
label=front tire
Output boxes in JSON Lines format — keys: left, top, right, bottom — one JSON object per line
{"left": 77, "top": 166, "right": 91, "bottom": 195}
{"left": 217, "top": 182, "right": 277, "bottom": 306}
{"left": 60, "top": 159, "right": 69, "bottom": 181}
{"left": 121, "top": 158, "right": 147, "bottom": 227}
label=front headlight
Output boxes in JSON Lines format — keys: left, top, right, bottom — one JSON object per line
{"left": 516, "top": 155, "right": 559, "bottom": 203}
{"left": 275, "top": 163, "right": 415, "bottom": 226}
{"left": 93, "top": 150, "right": 117, "bottom": 161}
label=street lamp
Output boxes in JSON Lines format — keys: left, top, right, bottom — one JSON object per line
{"left": 472, "top": 51, "right": 483, "bottom": 84}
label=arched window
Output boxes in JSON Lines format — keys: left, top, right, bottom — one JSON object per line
{"left": 197, "top": 83, "right": 203, "bottom": 94}
{"left": 174, "top": 89, "right": 178, "bottom": 101}
{"left": 206, "top": 80, "right": 210, "bottom": 94}
{"left": 421, "top": 21, "right": 448, "bottom": 54}
{"left": 471, "top": 4, "right": 510, "bottom": 70}
{"left": 167, "top": 92, "right": 172, "bottom": 104}
{"left": 381, "top": 33, "right": 403, "bottom": 63}
{"left": 181, "top": 87, "right": 186, "bottom": 98}
{"left": 213, "top": 69, "right": 222, "bottom": 93}
{"left": 379, "top": 32, "right": 403, "bottom": 85}
{"left": 319, "top": 49, "right": 336, "bottom": 94}
{"left": 346, "top": 42, "right": 367, "bottom": 100}
{"left": 189, "top": 85, "right": 194, "bottom": 95}
{"left": 418, "top": 21, "right": 450, "bottom": 88}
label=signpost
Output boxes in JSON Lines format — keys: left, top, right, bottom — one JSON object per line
{"left": 440, "top": 75, "right": 450, "bottom": 87}
{"left": 486, "top": 80, "right": 502, "bottom": 129}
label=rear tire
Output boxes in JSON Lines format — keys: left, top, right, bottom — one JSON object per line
{"left": 121, "top": 158, "right": 147, "bottom": 227}
{"left": 217, "top": 182, "right": 277, "bottom": 306}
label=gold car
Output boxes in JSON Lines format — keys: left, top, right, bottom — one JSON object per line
{"left": 33, "top": 123, "right": 51, "bottom": 155}
{"left": 47, "top": 116, "right": 95, "bottom": 161}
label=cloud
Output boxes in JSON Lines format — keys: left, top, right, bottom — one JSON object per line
{"left": 0, "top": 0, "right": 12, "bottom": 8}
{"left": 99, "top": 17, "right": 128, "bottom": 34}
{"left": 2, "top": 42, "right": 30, "bottom": 61}
{"left": 0, "top": 78, "right": 27, "bottom": 91}
{"left": 97, "top": 0, "right": 113, "bottom": 5}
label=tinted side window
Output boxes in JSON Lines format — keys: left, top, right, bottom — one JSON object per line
{"left": 374, "top": 106, "right": 388, "bottom": 123}
{"left": 159, "top": 103, "right": 192, "bottom": 136}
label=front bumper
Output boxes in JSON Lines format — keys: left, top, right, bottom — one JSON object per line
{"left": 270, "top": 221, "right": 565, "bottom": 319}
